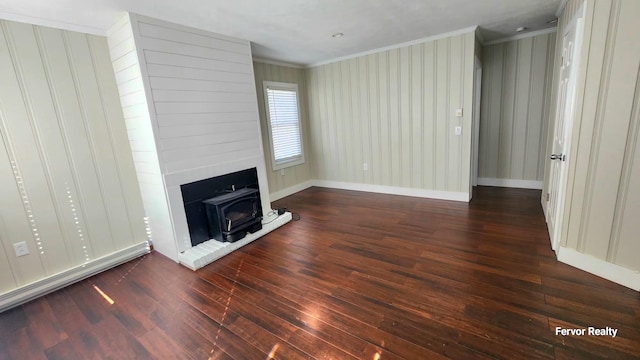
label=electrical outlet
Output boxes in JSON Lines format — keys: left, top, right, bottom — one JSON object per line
{"left": 280, "top": 168, "right": 285, "bottom": 176}
{"left": 363, "top": 163, "right": 368, "bottom": 171}
{"left": 13, "top": 241, "right": 29, "bottom": 257}
{"left": 455, "top": 126, "right": 462, "bottom": 136}
{"left": 455, "top": 108, "right": 463, "bottom": 117}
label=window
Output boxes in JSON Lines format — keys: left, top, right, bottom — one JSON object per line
{"left": 263, "top": 81, "right": 304, "bottom": 170}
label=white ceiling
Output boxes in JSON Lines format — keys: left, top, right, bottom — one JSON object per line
{"left": 0, "top": 0, "right": 561, "bottom": 66}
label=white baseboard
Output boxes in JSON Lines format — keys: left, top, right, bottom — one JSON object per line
{"left": 270, "top": 180, "right": 314, "bottom": 201}
{"left": 313, "top": 180, "right": 470, "bottom": 202}
{"left": 478, "top": 177, "right": 543, "bottom": 190}
{"left": 0, "top": 241, "right": 150, "bottom": 312}
{"left": 557, "top": 247, "right": 640, "bottom": 291}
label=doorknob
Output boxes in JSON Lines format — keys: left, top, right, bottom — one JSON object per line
{"left": 550, "top": 154, "right": 566, "bottom": 161}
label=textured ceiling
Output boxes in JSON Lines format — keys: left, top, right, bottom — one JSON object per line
{"left": 0, "top": 0, "right": 561, "bottom": 66}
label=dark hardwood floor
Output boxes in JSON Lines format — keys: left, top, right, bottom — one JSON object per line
{"left": 1, "top": 186, "right": 639, "bottom": 359}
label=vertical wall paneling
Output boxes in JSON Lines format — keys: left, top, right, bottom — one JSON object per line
{"left": 410, "top": 45, "right": 423, "bottom": 188}
{"left": 0, "top": 19, "right": 148, "bottom": 303}
{"left": 567, "top": 0, "right": 640, "bottom": 262}
{"left": 0, "top": 126, "right": 47, "bottom": 287}
{"left": 36, "top": 27, "right": 106, "bottom": 263}
{"left": 478, "top": 32, "right": 556, "bottom": 187}
{"left": 252, "top": 61, "right": 313, "bottom": 197}
{"left": 612, "top": 75, "right": 640, "bottom": 269}
{"left": 2, "top": 21, "right": 73, "bottom": 275}
{"left": 543, "top": 0, "right": 640, "bottom": 287}
{"left": 304, "top": 31, "right": 475, "bottom": 199}
{"left": 89, "top": 35, "right": 148, "bottom": 251}
{"left": 423, "top": 42, "right": 436, "bottom": 189}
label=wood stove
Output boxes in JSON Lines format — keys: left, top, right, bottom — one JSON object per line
{"left": 203, "top": 188, "right": 262, "bottom": 243}
{"left": 181, "top": 168, "right": 263, "bottom": 246}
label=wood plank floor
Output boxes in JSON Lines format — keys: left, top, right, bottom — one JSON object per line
{"left": 1, "top": 186, "right": 639, "bottom": 359}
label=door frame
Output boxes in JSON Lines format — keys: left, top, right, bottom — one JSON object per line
{"left": 471, "top": 56, "right": 482, "bottom": 192}
{"left": 547, "top": 5, "right": 585, "bottom": 251}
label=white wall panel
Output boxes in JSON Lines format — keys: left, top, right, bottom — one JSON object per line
{"left": 479, "top": 32, "right": 556, "bottom": 183}
{"left": 148, "top": 77, "right": 253, "bottom": 93}
{"left": 304, "top": 32, "right": 475, "bottom": 197}
{"left": 143, "top": 51, "right": 251, "bottom": 73}
{"left": 0, "top": 19, "right": 147, "bottom": 297}
{"left": 107, "top": 14, "right": 174, "bottom": 260}
{"left": 136, "top": 21, "right": 249, "bottom": 54}
{"left": 108, "top": 14, "right": 270, "bottom": 259}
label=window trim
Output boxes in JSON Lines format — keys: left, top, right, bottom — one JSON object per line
{"left": 262, "top": 81, "right": 305, "bottom": 171}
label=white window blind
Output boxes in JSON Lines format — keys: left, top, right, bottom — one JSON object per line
{"left": 264, "top": 82, "right": 304, "bottom": 170}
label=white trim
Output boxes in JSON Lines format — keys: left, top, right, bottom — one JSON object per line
{"left": 555, "top": 0, "right": 569, "bottom": 17}
{"left": 0, "top": 11, "right": 106, "bottom": 36}
{"left": 270, "top": 180, "right": 314, "bottom": 201}
{"left": 253, "top": 57, "right": 304, "bottom": 69}
{"left": 263, "top": 81, "right": 306, "bottom": 171}
{"left": 178, "top": 212, "right": 292, "bottom": 270}
{"left": 475, "top": 29, "right": 486, "bottom": 45}
{"left": 484, "top": 27, "right": 557, "bottom": 46}
{"left": 541, "top": 194, "right": 549, "bottom": 219}
{"left": 0, "top": 241, "right": 150, "bottom": 312}
{"left": 478, "top": 178, "right": 543, "bottom": 189}
{"left": 307, "top": 26, "right": 478, "bottom": 68}
{"left": 313, "top": 180, "right": 470, "bottom": 202}
{"left": 557, "top": 247, "right": 640, "bottom": 291}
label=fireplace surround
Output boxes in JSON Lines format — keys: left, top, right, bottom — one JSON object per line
{"left": 107, "top": 14, "right": 291, "bottom": 269}
{"left": 181, "top": 168, "right": 262, "bottom": 246}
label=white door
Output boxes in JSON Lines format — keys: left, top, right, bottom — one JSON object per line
{"left": 548, "top": 10, "right": 584, "bottom": 251}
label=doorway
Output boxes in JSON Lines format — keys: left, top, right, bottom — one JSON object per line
{"left": 547, "top": 5, "right": 585, "bottom": 251}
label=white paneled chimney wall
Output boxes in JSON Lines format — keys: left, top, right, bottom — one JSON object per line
{"left": 106, "top": 13, "right": 281, "bottom": 265}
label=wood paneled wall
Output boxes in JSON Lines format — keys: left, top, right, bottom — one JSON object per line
{"left": 252, "top": 62, "right": 313, "bottom": 197}
{"left": 479, "top": 32, "right": 556, "bottom": 186}
{"left": 554, "top": 0, "right": 640, "bottom": 271}
{"left": 0, "top": 20, "right": 147, "bottom": 294}
{"left": 305, "top": 32, "right": 476, "bottom": 197}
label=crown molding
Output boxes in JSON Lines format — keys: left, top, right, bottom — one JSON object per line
{"left": 555, "top": 0, "right": 569, "bottom": 17}
{"left": 252, "top": 57, "right": 304, "bottom": 69}
{"left": 0, "top": 11, "right": 106, "bottom": 36}
{"left": 484, "top": 27, "right": 557, "bottom": 46}
{"left": 307, "top": 25, "right": 479, "bottom": 68}
{"left": 475, "top": 28, "right": 486, "bottom": 45}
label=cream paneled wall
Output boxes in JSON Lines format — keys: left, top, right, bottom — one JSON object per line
{"left": 253, "top": 62, "right": 313, "bottom": 197}
{"left": 305, "top": 32, "right": 476, "bottom": 198}
{"left": 556, "top": 0, "right": 640, "bottom": 272}
{"left": 0, "top": 20, "right": 147, "bottom": 296}
{"left": 479, "top": 32, "right": 556, "bottom": 186}
{"left": 537, "top": 0, "right": 640, "bottom": 289}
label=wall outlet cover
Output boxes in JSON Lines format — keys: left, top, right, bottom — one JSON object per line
{"left": 13, "top": 241, "right": 29, "bottom": 257}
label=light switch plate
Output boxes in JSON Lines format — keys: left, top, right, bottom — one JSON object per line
{"left": 455, "top": 126, "right": 462, "bottom": 136}
{"left": 13, "top": 241, "right": 29, "bottom": 257}
{"left": 455, "top": 108, "right": 463, "bottom": 117}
